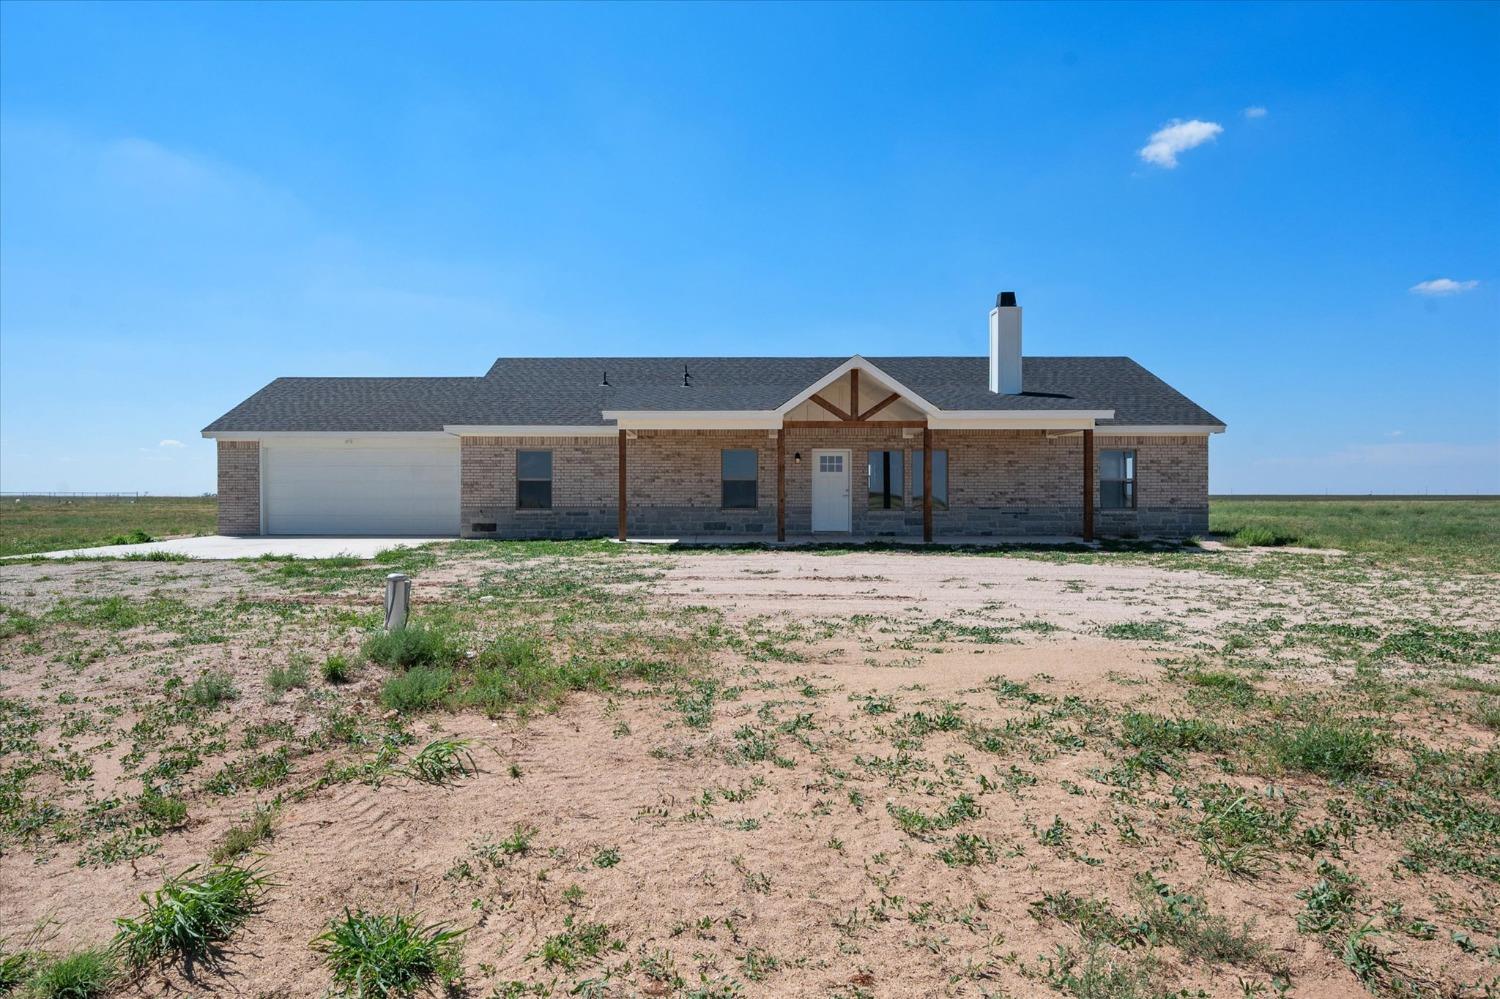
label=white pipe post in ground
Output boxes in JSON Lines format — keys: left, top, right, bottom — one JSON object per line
{"left": 384, "top": 573, "right": 410, "bottom": 632}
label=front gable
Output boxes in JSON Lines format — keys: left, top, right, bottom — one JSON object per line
{"left": 772, "top": 356, "right": 940, "bottom": 418}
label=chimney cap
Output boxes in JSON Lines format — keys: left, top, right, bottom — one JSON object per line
{"left": 997, "top": 291, "right": 1018, "bottom": 308}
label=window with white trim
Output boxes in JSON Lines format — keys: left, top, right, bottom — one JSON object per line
{"left": 722, "top": 449, "right": 758, "bottom": 509}
{"left": 517, "top": 450, "right": 553, "bottom": 509}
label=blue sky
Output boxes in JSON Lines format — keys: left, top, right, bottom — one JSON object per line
{"left": 2, "top": 2, "right": 1496, "bottom": 494}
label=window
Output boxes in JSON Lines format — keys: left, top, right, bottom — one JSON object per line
{"left": 867, "top": 450, "right": 904, "bottom": 509}
{"left": 722, "top": 449, "right": 758, "bottom": 509}
{"left": 912, "top": 449, "right": 948, "bottom": 511}
{"left": 1100, "top": 449, "right": 1136, "bottom": 509}
{"left": 818, "top": 454, "right": 842, "bottom": 473}
{"left": 516, "top": 450, "right": 552, "bottom": 509}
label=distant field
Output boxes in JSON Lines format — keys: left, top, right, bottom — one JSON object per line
{"left": 1210, "top": 496, "right": 1500, "bottom": 567}
{"left": 0, "top": 496, "right": 217, "bottom": 557}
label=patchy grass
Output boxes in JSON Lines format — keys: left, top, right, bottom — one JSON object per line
{"left": 1, "top": 523, "right": 1496, "bottom": 997}
{"left": 0, "top": 495, "right": 216, "bottom": 557}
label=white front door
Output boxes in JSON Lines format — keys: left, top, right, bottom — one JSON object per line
{"left": 811, "top": 449, "right": 851, "bottom": 532}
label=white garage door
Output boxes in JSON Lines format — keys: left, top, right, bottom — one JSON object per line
{"left": 263, "top": 437, "right": 460, "bottom": 536}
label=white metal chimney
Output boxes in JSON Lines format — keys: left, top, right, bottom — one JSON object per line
{"left": 988, "top": 291, "right": 1022, "bottom": 394}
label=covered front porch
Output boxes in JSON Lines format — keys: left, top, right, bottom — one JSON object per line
{"left": 612, "top": 357, "right": 1106, "bottom": 545}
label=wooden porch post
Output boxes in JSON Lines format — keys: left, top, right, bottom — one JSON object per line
{"left": 776, "top": 429, "right": 786, "bottom": 542}
{"left": 1082, "top": 428, "right": 1095, "bottom": 541}
{"left": 922, "top": 424, "right": 933, "bottom": 543}
{"left": 617, "top": 430, "right": 628, "bottom": 542}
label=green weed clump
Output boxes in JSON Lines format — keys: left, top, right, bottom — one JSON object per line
{"left": 313, "top": 909, "right": 464, "bottom": 998}
{"left": 107, "top": 529, "right": 155, "bottom": 546}
{"left": 1195, "top": 784, "right": 1294, "bottom": 878}
{"left": 212, "top": 805, "right": 277, "bottom": 862}
{"left": 113, "top": 861, "right": 271, "bottom": 968}
{"left": 1119, "top": 713, "right": 1227, "bottom": 753}
{"left": 1100, "top": 621, "right": 1174, "bottom": 641}
{"left": 139, "top": 789, "right": 188, "bottom": 831}
{"left": 267, "top": 660, "right": 310, "bottom": 696}
{"left": 403, "top": 738, "right": 476, "bottom": 784}
{"left": 534, "top": 917, "right": 616, "bottom": 972}
{"left": 459, "top": 635, "right": 559, "bottom": 715}
{"left": 187, "top": 672, "right": 239, "bottom": 709}
{"left": 321, "top": 654, "right": 354, "bottom": 684}
{"left": 23, "top": 947, "right": 119, "bottom": 999}
{"left": 1274, "top": 721, "right": 1378, "bottom": 779}
{"left": 1376, "top": 622, "right": 1500, "bottom": 666}
{"left": 380, "top": 667, "right": 453, "bottom": 713}
{"left": 0, "top": 946, "right": 32, "bottom": 992}
{"left": 1178, "top": 668, "right": 1260, "bottom": 708}
{"left": 362, "top": 625, "right": 460, "bottom": 670}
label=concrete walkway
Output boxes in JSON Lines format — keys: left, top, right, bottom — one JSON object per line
{"left": 14, "top": 536, "right": 448, "bottom": 560}
{"left": 15, "top": 533, "right": 1126, "bottom": 561}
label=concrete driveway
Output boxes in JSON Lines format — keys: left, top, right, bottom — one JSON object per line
{"left": 16, "top": 536, "right": 449, "bottom": 560}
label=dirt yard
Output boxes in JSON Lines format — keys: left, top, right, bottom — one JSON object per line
{"left": 1, "top": 541, "right": 1497, "bottom": 998}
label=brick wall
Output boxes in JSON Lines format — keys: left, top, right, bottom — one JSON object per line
{"left": 461, "top": 436, "right": 619, "bottom": 539}
{"left": 456, "top": 429, "right": 1209, "bottom": 540}
{"left": 216, "top": 440, "right": 260, "bottom": 535}
{"left": 1095, "top": 434, "right": 1208, "bottom": 536}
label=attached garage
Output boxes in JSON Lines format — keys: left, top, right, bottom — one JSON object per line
{"left": 262, "top": 436, "right": 460, "bottom": 536}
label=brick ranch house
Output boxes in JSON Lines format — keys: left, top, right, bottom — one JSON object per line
{"left": 203, "top": 293, "right": 1224, "bottom": 542}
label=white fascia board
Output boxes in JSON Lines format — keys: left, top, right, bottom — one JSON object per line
{"left": 1096, "top": 424, "right": 1226, "bottom": 435}
{"left": 935, "top": 409, "right": 1114, "bottom": 421}
{"left": 202, "top": 431, "right": 455, "bottom": 441}
{"left": 773, "top": 356, "right": 940, "bottom": 416}
{"left": 443, "top": 425, "right": 618, "bottom": 436}
{"left": 929, "top": 418, "right": 1095, "bottom": 431}
{"left": 601, "top": 411, "right": 782, "bottom": 430}
{"left": 927, "top": 411, "right": 1112, "bottom": 431}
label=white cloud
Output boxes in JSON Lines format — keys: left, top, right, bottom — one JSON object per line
{"left": 1243, "top": 106, "right": 1268, "bottom": 119}
{"left": 158, "top": 439, "right": 185, "bottom": 448}
{"left": 1409, "top": 278, "right": 1479, "bottom": 296}
{"left": 1138, "top": 119, "right": 1224, "bottom": 168}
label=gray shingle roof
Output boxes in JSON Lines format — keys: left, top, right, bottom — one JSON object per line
{"left": 202, "top": 378, "right": 486, "bottom": 433}
{"left": 203, "top": 356, "right": 1222, "bottom": 432}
